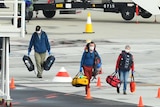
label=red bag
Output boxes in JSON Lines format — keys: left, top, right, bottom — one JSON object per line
{"left": 106, "top": 72, "right": 121, "bottom": 87}
{"left": 130, "top": 74, "right": 136, "bottom": 93}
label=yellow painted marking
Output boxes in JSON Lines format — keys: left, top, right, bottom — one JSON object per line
{"left": 56, "top": 4, "right": 63, "bottom": 8}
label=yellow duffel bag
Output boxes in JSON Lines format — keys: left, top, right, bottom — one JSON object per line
{"left": 72, "top": 72, "right": 89, "bottom": 87}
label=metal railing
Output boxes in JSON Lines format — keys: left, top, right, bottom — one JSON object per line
{"left": 0, "top": 0, "right": 25, "bottom": 37}
{"left": 0, "top": 0, "right": 25, "bottom": 106}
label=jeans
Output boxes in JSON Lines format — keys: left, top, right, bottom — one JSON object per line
{"left": 119, "top": 70, "right": 129, "bottom": 92}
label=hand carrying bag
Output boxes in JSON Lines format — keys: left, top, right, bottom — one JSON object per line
{"left": 130, "top": 74, "right": 136, "bottom": 93}
{"left": 106, "top": 72, "right": 121, "bottom": 88}
{"left": 43, "top": 55, "right": 55, "bottom": 71}
{"left": 22, "top": 55, "right": 34, "bottom": 71}
{"left": 72, "top": 72, "right": 89, "bottom": 87}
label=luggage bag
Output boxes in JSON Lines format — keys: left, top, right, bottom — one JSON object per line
{"left": 106, "top": 72, "right": 121, "bottom": 88}
{"left": 22, "top": 55, "right": 34, "bottom": 71}
{"left": 43, "top": 55, "right": 55, "bottom": 71}
{"left": 130, "top": 74, "right": 136, "bottom": 93}
{"left": 72, "top": 72, "right": 89, "bottom": 87}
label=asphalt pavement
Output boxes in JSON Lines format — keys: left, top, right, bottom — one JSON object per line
{"left": 10, "top": 85, "right": 141, "bottom": 107}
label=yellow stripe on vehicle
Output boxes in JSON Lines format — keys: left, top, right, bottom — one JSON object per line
{"left": 56, "top": 4, "right": 63, "bottom": 8}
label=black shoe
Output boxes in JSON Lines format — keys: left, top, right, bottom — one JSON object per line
{"left": 37, "top": 75, "right": 42, "bottom": 78}
{"left": 123, "top": 91, "right": 127, "bottom": 95}
{"left": 117, "top": 87, "right": 120, "bottom": 94}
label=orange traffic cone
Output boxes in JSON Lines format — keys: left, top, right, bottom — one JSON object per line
{"left": 156, "top": 88, "right": 160, "bottom": 98}
{"left": 138, "top": 96, "right": 144, "bottom": 107}
{"left": 85, "top": 88, "right": 92, "bottom": 100}
{"left": 96, "top": 76, "right": 102, "bottom": 88}
{"left": 83, "top": 12, "right": 94, "bottom": 33}
{"left": 10, "top": 77, "right": 16, "bottom": 89}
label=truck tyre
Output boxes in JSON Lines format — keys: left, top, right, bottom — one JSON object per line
{"left": 140, "top": 10, "right": 152, "bottom": 18}
{"left": 25, "top": 11, "right": 33, "bottom": 20}
{"left": 121, "top": 7, "right": 135, "bottom": 21}
{"left": 43, "top": 10, "right": 56, "bottom": 18}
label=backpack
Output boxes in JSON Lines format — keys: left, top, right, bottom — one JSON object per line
{"left": 92, "top": 51, "right": 102, "bottom": 80}
{"left": 119, "top": 51, "right": 133, "bottom": 71}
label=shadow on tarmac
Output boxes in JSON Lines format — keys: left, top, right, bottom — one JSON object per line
{"left": 10, "top": 85, "right": 151, "bottom": 107}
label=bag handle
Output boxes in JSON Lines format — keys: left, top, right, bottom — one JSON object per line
{"left": 76, "top": 72, "right": 84, "bottom": 77}
{"left": 112, "top": 71, "right": 119, "bottom": 76}
{"left": 131, "top": 73, "right": 135, "bottom": 82}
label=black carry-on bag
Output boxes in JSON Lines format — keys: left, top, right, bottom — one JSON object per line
{"left": 22, "top": 55, "right": 35, "bottom": 71}
{"left": 43, "top": 55, "right": 55, "bottom": 71}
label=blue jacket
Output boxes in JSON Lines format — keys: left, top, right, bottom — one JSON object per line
{"left": 28, "top": 31, "right": 50, "bottom": 53}
{"left": 80, "top": 50, "right": 101, "bottom": 67}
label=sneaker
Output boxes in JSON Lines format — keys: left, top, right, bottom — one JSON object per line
{"left": 37, "top": 75, "right": 42, "bottom": 78}
{"left": 117, "top": 87, "right": 120, "bottom": 94}
{"left": 123, "top": 91, "right": 127, "bottom": 95}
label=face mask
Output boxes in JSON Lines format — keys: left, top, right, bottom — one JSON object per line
{"left": 36, "top": 29, "right": 41, "bottom": 34}
{"left": 125, "top": 49, "right": 130, "bottom": 53}
{"left": 89, "top": 46, "right": 94, "bottom": 51}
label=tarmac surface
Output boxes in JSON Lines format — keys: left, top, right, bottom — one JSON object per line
{"left": 1, "top": 9, "right": 160, "bottom": 107}
{"left": 11, "top": 85, "right": 139, "bottom": 107}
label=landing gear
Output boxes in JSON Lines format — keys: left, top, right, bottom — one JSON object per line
{"left": 121, "top": 7, "right": 135, "bottom": 21}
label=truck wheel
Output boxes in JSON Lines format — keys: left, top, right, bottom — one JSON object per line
{"left": 121, "top": 7, "right": 135, "bottom": 21}
{"left": 43, "top": 10, "right": 56, "bottom": 18}
{"left": 25, "top": 11, "right": 33, "bottom": 20}
{"left": 140, "top": 10, "right": 152, "bottom": 18}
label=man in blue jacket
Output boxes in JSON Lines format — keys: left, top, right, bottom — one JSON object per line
{"left": 28, "top": 25, "right": 51, "bottom": 78}
{"left": 80, "top": 41, "right": 102, "bottom": 94}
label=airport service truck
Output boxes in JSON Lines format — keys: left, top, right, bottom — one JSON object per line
{"left": 1, "top": 0, "right": 160, "bottom": 21}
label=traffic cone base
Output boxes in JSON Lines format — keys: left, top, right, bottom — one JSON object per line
{"left": 156, "top": 88, "right": 160, "bottom": 98}
{"left": 84, "top": 24, "right": 94, "bottom": 33}
{"left": 138, "top": 96, "right": 144, "bottom": 107}
{"left": 10, "top": 77, "right": 16, "bottom": 89}
{"left": 85, "top": 88, "right": 92, "bottom": 100}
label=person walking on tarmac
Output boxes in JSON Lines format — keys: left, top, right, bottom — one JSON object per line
{"left": 28, "top": 25, "right": 51, "bottom": 78}
{"left": 80, "top": 41, "right": 102, "bottom": 94}
{"left": 115, "top": 45, "right": 134, "bottom": 95}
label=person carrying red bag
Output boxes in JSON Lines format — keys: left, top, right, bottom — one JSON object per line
{"left": 115, "top": 45, "right": 134, "bottom": 95}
